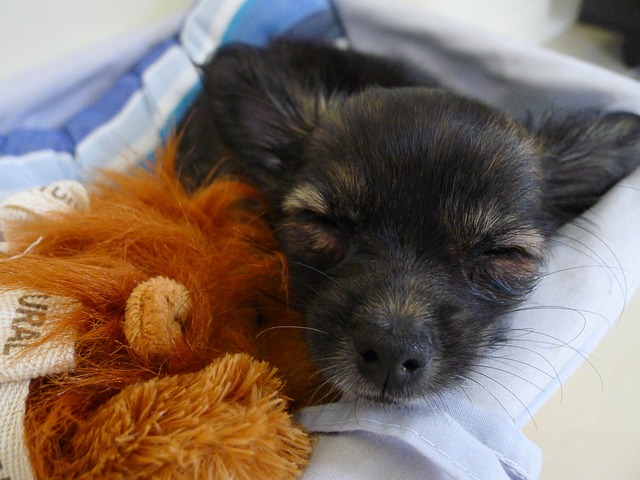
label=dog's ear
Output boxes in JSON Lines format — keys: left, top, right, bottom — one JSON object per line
{"left": 531, "top": 110, "right": 640, "bottom": 228}
{"left": 198, "top": 43, "right": 328, "bottom": 182}
{"left": 189, "top": 41, "right": 437, "bottom": 189}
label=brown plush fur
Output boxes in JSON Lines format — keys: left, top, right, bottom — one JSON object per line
{"left": 0, "top": 141, "right": 322, "bottom": 479}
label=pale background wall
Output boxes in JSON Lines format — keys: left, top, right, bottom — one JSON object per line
{"left": 1, "top": 1, "right": 638, "bottom": 478}
{"left": 0, "top": 0, "right": 193, "bottom": 83}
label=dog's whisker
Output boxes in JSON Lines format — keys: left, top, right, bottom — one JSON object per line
{"left": 460, "top": 374, "right": 520, "bottom": 425}
{"left": 552, "top": 230, "right": 624, "bottom": 299}
{"left": 565, "top": 220, "right": 628, "bottom": 302}
{"left": 471, "top": 362, "right": 545, "bottom": 392}
{"left": 507, "top": 303, "right": 610, "bottom": 331}
{"left": 540, "top": 263, "right": 625, "bottom": 278}
{"left": 467, "top": 368, "right": 536, "bottom": 427}
{"left": 507, "top": 330, "right": 603, "bottom": 390}
{"left": 290, "top": 260, "right": 346, "bottom": 289}
{"left": 304, "top": 377, "right": 343, "bottom": 405}
{"left": 482, "top": 353, "right": 557, "bottom": 380}
{"left": 288, "top": 275, "right": 323, "bottom": 297}
{"left": 255, "top": 324, "right": 329, "bottom": 340}
{"left": 492, "top": 342, "right": 564, "bottom": 400}
{"left": 611, "top": 183, "right": 640, "bottom": 193}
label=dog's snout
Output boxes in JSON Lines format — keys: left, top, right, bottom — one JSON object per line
{"left": 353, "top": 325, "right": 432, "bottom": 394}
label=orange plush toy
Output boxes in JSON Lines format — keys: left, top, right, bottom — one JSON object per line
{"left": 0, "top": 141, "right": 322, "bottom": 479}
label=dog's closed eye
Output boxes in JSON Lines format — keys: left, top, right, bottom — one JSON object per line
{"left": 281, "top": 212, "right": 350, "bottom": 269}
{"left": 281, "top": 188, "right": 350, "bottom": 270}
{"left": 281, "top": 183, "right": 355, "bottom": 270}
{"left": 468, "top": 244, "right": 541, "bottom": 301}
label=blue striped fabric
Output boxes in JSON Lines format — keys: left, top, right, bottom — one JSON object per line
{"left": 222, "top": 0, "right": 338, "bottom": 45}
{"left": 1, "top": 130, "right": 76, "bottom": 156}
{"left": 0, "top": 0, "right": 343, "bottom": 200}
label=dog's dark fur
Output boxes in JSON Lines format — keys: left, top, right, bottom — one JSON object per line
{"left": 177, "top": 39, "right": 640, "bottom": 403}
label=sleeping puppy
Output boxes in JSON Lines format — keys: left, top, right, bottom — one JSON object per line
{"left": 177, "top": 39, "right": 640, "bottom": 404}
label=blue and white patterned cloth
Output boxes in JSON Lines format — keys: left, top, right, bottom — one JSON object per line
{"left": 2, "top": 1, "right": 640, "bottom": 478}
{"left": 0, "top": 0, "right": 342, "bottom": 200}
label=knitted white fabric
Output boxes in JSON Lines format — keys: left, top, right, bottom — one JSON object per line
{"left": 0, "top": 180, "right": 89, "bottom": 236}
{"left": 0, "top": 180, "right": 88, "bottom": 480}
{"left": 0, "top": 290, "right": 76, "bottom": 382}
{"left": 0, "top": 291, "right": 76, "bottom": 480}
{"left": 0, "top": 381, "right": 34, "bottom": 480}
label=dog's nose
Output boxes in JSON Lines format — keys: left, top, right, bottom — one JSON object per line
{"left": 353, "top": 327, "right": 432, "bottom": 393}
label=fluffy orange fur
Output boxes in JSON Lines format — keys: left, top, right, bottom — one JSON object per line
{"left": 0, "top": 141, "right": 323, "bottom": 479}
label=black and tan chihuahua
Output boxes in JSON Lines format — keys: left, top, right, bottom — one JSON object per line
{"left": 177, "top": 39, "right": 640, "bottom": 403}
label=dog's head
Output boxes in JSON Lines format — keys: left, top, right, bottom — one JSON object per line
{"left": 181, "top": 42, "right": 640, "bottom": 403}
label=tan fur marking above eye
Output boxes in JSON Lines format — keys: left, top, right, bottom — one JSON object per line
{"left": 446, "top": 199, "right": 545, "bottom": 256}
{"left": 505, "top": 229, "right": 546, "bottom": 258}
{"left": 328, "top": 162, "right": 368, "bottom": 202}
{"left": 282, "top": 184, "right": 330, "bottom": 215}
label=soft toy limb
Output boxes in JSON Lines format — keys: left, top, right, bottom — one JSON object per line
{"left": 63, "top": 354, "right": 312, "bottom": 480}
